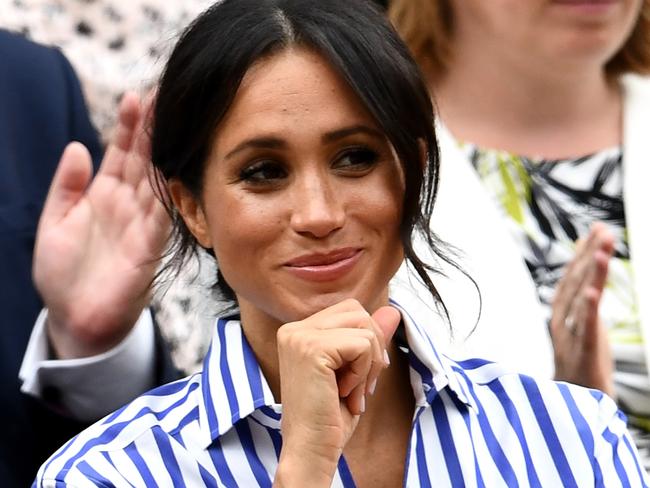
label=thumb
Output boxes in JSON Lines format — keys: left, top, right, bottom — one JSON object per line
{"left": 40, "top": 142, "right": 93, "bottom": 226}
{"left": 371, "top": 305, "right": 401, "bottom": 344}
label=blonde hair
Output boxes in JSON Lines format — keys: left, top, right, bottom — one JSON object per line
{"left": 388, "top": 0, "right": 650, "bottom": 80}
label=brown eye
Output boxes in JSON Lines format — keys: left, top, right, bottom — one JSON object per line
{"left": 239, "top": 161, "right": 287, "bottom": 184}
{"left": 333, "top": 147, "right": 379, "bottom": 173}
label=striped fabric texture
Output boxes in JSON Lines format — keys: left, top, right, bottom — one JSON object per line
{"left": 35, "top": 303, "right": 649, "bottom": 487}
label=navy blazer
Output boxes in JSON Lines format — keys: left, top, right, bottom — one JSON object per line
{"left": 0, "top": 30, "right": 177, "bottom": 486}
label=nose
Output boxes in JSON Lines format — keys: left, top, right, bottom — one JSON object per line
{"left": 290, "top": 173, "right": 345, "bottom": 238}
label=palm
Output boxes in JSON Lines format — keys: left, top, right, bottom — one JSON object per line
{"left": 551, "top": 223, "right": 615, "bottom": 396}
{"left": 553, "top": 316, "right": 612, "bottom": 392}
{"left": 33, "top": 93, "right": 169, "bottom": 356}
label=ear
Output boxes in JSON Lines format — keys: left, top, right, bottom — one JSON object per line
{"left": 168, "top": 179, "right": 212, "bottom": 248}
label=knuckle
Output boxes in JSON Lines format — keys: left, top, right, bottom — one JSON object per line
{"left": 342, "top": 298, "right": 362, "bottom": 310}
{"left": 359, "top": 329, "right": 375, "bottom": 342}
{"left": 276, "top": 323, "right": 299, "bottom": 347}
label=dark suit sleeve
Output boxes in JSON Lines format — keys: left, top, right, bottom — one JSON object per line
{"left": 0, "top": 31, "right": 179, "bottom": 487}
{"left": 54, "top": 48, "right": 103, "bottom": 170}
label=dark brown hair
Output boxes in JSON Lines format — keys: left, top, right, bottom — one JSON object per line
{"left": 151, "top": 0, "right": 462, "bottom": 316}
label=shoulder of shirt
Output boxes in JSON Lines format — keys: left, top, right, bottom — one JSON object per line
{"left": 444, "top": 355, "right": 620, "bottom": 428}
{"left": 37, "top": 373, "right": 203, "bottom": 482}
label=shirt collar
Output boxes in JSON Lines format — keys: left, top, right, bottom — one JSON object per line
{"left": 197, "top": 314, "right": 278, "bottom": 449}
{"left": 390, "top": 300, "right": 477, "bottom": 412}
{"left": 197, "top": 301, "right": 477, "bottom": 448}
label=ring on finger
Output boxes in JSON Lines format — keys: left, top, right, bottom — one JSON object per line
{"left": 564, "top": 314, "right": 580, "bottom": 336}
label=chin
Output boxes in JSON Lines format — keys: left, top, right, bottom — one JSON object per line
{"left": 286, "top": 289, "right": 388, "bottom": 321}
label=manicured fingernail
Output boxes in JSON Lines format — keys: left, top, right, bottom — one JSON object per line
{"left": 360, "top": 395, "right": 366, "bottom": 413}
{"left": 368, "top": 378, "right": 378, "bottom": 395}
{"left": 383, "top": 349, "right": 390, "bottom": 366}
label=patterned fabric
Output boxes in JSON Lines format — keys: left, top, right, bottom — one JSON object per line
{"left": 466, "top": 144, "right": 650, "bottom": 461}
{"left": 35, "top": 302, "right": 648, "bottom": 487}
{"left": 152, "top": 251, "right": 222, "bottom": 375}
{"left": 0, "top": 0, "right": 213, "bottom": 142}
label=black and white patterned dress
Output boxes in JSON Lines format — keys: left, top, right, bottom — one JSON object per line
{"left": 467, "top": 142, "right": 650, "bottom": 467}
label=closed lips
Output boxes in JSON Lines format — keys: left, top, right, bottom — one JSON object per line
{"left": 285, "top": 248, "right": 361, "bottom": 268}
{"left": 283, "top": 248, "right": 363, "bottom": 282}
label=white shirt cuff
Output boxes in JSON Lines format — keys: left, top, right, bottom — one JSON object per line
{"left": 19, "top": 308, "right": 157, "bottom": 422}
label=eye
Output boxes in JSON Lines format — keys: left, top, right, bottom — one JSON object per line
{"left": 239, "top": 160, "right": 288, "bottom": 184}
{"left": 333, "top": 147, "right": 380, "bottom": 174}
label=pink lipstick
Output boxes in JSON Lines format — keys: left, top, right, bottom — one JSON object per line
{"left": 284, "top": 248, "right": 362, "bottom": 282}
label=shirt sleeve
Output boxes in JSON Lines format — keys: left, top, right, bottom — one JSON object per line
{"left": 19, "top": 308, "right": 157, "bottom": 422}
{"left": 593, "top": 393, "right": 650, "bottom": 487}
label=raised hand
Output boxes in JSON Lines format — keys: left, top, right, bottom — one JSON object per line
{"left": 274, "top": 299, "right": 400, "bottom": 487}
{"left": 32, "top": 92, "right": 170, "bottom": 359}
{"left": 550, "top": 222, "right": 615, "bottom": 396}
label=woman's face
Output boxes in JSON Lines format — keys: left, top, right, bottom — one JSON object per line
{"left": 447, "top": 0, "right": 643, "bottom": 69}
{"left": 174, "top": 48, "right": 405, "bottom": 325}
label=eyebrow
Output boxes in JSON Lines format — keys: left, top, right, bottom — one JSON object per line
{"left": 322, "top": 125, "right": 385, "bottom": 143}
{"left": 224, "top": 124, "right": 384, "bottom": 160}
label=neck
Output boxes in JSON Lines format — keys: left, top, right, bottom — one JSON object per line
{"left": 432, "top": 37, "right": 622, "bottom": 158}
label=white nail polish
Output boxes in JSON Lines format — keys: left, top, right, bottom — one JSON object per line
{"left": 383, "top": 349, "right": 390, "bottom": 366}
{"left": 368, "top": 378, "right": 378, "bottom": 395}
{"left": 360, "top": 395, "right": 366, "bottom": 413}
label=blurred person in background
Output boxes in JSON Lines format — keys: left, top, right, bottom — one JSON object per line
{"left": 0, "top": 30, "right": 178, "bottom": 486}
{"left": 390, "top": 0, "right": 650, "bottom": 467}
{"left": 1, "top": 0, "right": 219, "bottom": 375}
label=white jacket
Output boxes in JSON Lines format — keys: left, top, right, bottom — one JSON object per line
{"left": 393, "top": 74, "right": 650, "bottom": 380}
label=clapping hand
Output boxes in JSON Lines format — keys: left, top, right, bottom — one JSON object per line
{"left": 33, "top": 92, "right": 170, "bottom": 359}
{"left": 550, "top": 222, "right": 615, "bottom": 397}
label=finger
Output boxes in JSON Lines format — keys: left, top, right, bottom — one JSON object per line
{"left": 143, "top": 197, "right": 172, "bottom": 256}
{"left": 321, "top": 310, "right": 386, "bottom": 388}
{"left": 572, "top": 286, "right": 602, "bottom": 351}
{"left": 302, "top": 305, "right": 395, "bottom": 397}
{"left": 551, "top": 248, "right": 610, "bottom": 349}
{"left": 123, "top": 96, "right": 155, "bottom": 187}
{"left": 113, "top": 91, "right": 141, "bottom": 151}
{"left": 592, "top": 222, "right": 615, "bottom": 259}
{"left": 98, "top": 92, "right": 141, "bottom": 179}
{"left": 552, "top": 228, "right": 603, "bottom": 328}
{"left": 39, "top": 142, "right": 93, "bottom": 227}
{"left": 309, "top": 298, "right": 367, "bottom": 320}
{"left": 590, "top": 248, "right": 611, "bottom": 296}
{"left": 136, "top": 169, "right": 158, "bottom": 211}
{"left": 346, "top": 383, "right": 366, "bottom": 416}
{"left": 136, "top": 89, "right": 156, "bottom": 160}
{"left": 372, "top": 306, "right": 401, "bottom": 346}
{"left": 313, "top": 310, "right": 378, "bottom": 334}
{"left": 571, "top": 241, "right": 609, "bottom": 343}
{"left": 328, "top": 328, "right": 377, "bottom": 396}
{"left": 364, "top": 306, "right": 401, "bottom": 395}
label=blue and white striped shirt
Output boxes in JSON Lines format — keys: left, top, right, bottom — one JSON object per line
{"left": 35, "top": 303, "right": 649, "bottom": 487}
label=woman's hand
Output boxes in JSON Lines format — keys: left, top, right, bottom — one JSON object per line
{"left": 550, "top": 222, "right": 615, "bottom": 397}
{"left": 32, "top": 92, "right": 170, "bottom": 359}
{"left": 274, "top": 299, "right": 401, "bottom": 487}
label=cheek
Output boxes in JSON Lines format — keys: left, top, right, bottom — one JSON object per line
{"left": 355, "top": 172, "right": 404, "bottom": 239}
{"left": 205, "top": 192, "right": 284, "bottom": 270}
